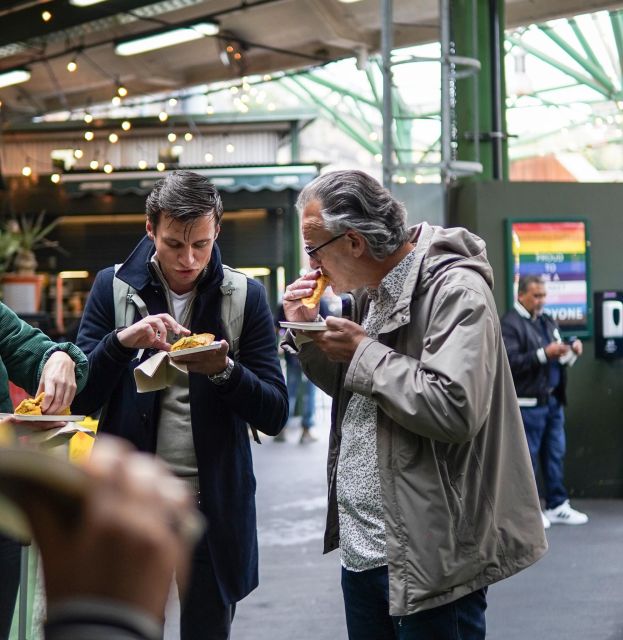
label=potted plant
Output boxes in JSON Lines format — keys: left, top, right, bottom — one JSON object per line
{"left": 1, "top": 211, "right": 61, "bottom": 313}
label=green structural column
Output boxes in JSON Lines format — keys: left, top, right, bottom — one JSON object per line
{"left": 453, "top": 0, "right": 508, "bottom": 180}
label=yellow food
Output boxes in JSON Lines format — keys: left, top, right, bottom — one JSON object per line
{"left": 301, "top": 274, "right": 329, "bottom": 309}
{"left": 14, "top": 392, "right": 70, "bottom": 416}
{"left": 170, "top": 333, "right": 216, "bottom": 351}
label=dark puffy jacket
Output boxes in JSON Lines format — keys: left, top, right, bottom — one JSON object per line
{"left": 500, "top": 306, "right": 567, "bottom": 405}
{"left": 73, "top": 236, "right": 288, "bottom": 604}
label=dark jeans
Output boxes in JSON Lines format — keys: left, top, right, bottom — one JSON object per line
{"left": 284, "top": 353, "right": 316, "bottom": 429}
{"left": 521, "top": 396, "right": 568, "bottom": 510}
{"left": 179, "top": 533, "right": 235, "bottom": 640}
{"left": 0, "top": 534, "right": 21, "bottom": 640}
{"left": 341, "top": 565, "right": 487, "bottom": 640}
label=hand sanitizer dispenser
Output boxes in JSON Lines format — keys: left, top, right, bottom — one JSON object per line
{"left": 595, "top": 292, "right": 623, "bottom": 359}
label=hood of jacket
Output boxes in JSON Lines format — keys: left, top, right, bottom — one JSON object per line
{"left": 379, "top": 222, "right": 494, "bottom": 335}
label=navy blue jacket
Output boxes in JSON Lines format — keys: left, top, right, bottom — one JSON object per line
{"left": 501, "top": 306, "right": 567, "bottom": 406}
{"left": 73, "top": 235, "right": 288, "bottom": 604}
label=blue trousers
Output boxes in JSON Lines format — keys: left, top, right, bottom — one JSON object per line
{"left": 341, "top": 565, "right": 487, "bottom": 640}
{"left": 179, "top": 533, "right": 235, "bottom": 640}
{"left": 284, "top": 353, "right": 316, "bottom": 429}
{"left": 520, "top": 396, "right": 568, "bottom": 510}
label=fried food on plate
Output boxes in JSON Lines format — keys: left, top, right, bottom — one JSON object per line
{"left": 14, "top": 392, "right": 70, "bottom": 416}
{"left": 170, "top": 333, "right": 216, "bottom": 352}
{"left": 301, "top": 274, "right": 329, "bottom": 309}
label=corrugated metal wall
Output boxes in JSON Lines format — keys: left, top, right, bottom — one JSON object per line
{"left": 1, "top": 131, "right": 280, "bottom": 175}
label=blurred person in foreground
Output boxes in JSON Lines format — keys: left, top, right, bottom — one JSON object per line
{"left": 0, "top": 436, "right": 200, "bottom": 640}
{"left": 281, "top": 170, "right": 547, "bottom": 639}
{"left": 0, "top": 301, "right": 88, "bottom": 640}
{"left": 73, "top": 170, "right": 288, "bottom": 639}
{"left": 501, "top": 275, "right": 587, "bottom": 529}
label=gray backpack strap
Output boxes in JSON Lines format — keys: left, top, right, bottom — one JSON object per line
{"left": 113, "top": 264, "right": 149, "bottom": 329}
{"left": 220, "top": 266, "right": 261, "bottom": 444}
{"left": 220, "top": 265, "right": 247, "bottom": 361}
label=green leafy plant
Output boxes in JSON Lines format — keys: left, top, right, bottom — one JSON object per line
{"left": 2, "top": 211, "right": 61, "bottom": 274}
{"left": 0, "top": 227, "right": 19, "bottom": 275}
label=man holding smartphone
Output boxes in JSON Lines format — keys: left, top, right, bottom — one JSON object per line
{"left": 501, "top": 274, "right": 588, "bottom": 529}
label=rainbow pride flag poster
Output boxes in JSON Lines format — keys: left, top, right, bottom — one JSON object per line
{"left": 508, "top": 220, "right": 590, "bottom": 335}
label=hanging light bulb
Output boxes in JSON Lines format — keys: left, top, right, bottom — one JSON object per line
{"left": 84, "top": 131, "right": 94, "bottom": 141}
{"left": 156, "top": 162, "right": 166, "bottom": 172}
{"left": 111, "top": 96, "right": 122, "bottom": 106}
{"left": 226, "top": 143, "right": 235, "bottom": 153}
{"left": 158, "top": 111, "right": 168, "bottom": 122}
{"left": 41, "top": 10, "right": 52, "bottom": 22}
{"left": 204, "top": 152, "right": 214, "bottom": 162}
{"left": 138, "top": 160, "right": 147, "bottom": 170}
{"left": 51, "top": 173, "right": 61, "bottom": 184}
{"left": 167, "top": 132, "right": 177, "bottom": 142}
{"left": 184, "top": 132, "right": 193, "bottom": 142}
{"left": 103, "top": 163, "right": 113, "bottom": 174}
{"left": 121, "top": 120, "right": 132, "bottom": 131}
{"left": 206, "top": 104, "right": 215, "bottom": 115}
{"left": 109, "top": 133, "right": 119, "bottom": 143}
{"left": 89, "top": 160, "right": 99, "bottom": 170}
{"left": 84, "top": 112, "right": 93, "bottom": 124}
{"left": 67, "top": 59, "right": 78, "bottom": 73}
{"left": 74, "top": 149, "right": 84, "bottom": 159}
{"left": 168, "top": 97, "right": 178, "bottom": 107}
{"left": 117, "top": 85, "right": 128, "bottom": 97}
{"left": 22, "top": 165, "right": 32, "bottom": 177}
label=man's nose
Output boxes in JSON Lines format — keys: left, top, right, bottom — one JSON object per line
{"left": 179, "top": 246, "right": 194, "bottom": 265}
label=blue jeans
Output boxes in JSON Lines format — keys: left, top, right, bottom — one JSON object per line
{"left": 180, "top": 533, "right": 235, "bottom": 640}
{"left": 341, "top": 565, "right": 487, "bottom": 640}
{"left": 284, "top": 353, "right": 316, "bottom": 428}
{"left": 520, "top": 396, "right": 568, "bottom": 510}
{"left": 0, "top": 534, "right": 20, "bottom": 640}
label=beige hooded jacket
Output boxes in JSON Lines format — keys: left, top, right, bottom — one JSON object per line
{"left": 294, "top": 222, "right": 547, "bottom": 616}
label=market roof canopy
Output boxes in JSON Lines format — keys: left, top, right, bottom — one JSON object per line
{"left": 1, "top": 0, "right": 623, "bottom": 117}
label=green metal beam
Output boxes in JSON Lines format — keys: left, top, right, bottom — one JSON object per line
{"left": 507, "top": 35, "right": 613, "bottom": 98}
{"left": 296, "top": 72, "right": 378, "bottom": 108}
{"left": 569, "top": 18, "right": 601, "bottom": 70}
{"left": 538, "top": 25, "right": 616, "bottom": 95}
{"left": 609, "top": 11, "right": 623, "bottom": 92}
{"left": 282, "top": 77, "right": 381, "bottom": 155}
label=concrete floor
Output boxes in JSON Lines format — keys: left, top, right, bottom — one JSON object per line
{"left": 233, "top": 391, "right": 623, "bottom": 640}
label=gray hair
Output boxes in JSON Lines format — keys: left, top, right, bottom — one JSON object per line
{"left": 146, "top": 170, "right": 223, "bottom": 233}
{"left": 518, "top": 274, "right": 545, "bottom": 294}
{"left": 296, "top": 170, "right": 409, "bottom": 260}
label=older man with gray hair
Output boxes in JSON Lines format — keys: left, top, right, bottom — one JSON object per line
{"left": 282, "top": 169, "right": 547, "bottom": 639}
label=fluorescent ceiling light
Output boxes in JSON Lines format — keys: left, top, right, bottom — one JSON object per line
{"left": 115, "top": 22, "right": 220, "bottom": 57}
{"left": 69, "top": 0, "right": 111, "bottom": 6}
{"left": 0, "top": 69, "right": 31, "bottom": 89}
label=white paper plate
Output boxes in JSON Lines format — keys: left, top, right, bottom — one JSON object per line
{"left": 0, "top": 413, "right": 86, "bottom": 422}
{"left": 279, "top": 321, "right": 327, "bottom": 331}
{"left": 168, "top": 342, "right": 222, "bottom": 357}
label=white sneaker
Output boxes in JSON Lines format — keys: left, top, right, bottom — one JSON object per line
{"left": 544, "top": 500, "right": 588, "bottom": 525}
{"left": 541, "top": 512, "right": 551, "bottom": 530}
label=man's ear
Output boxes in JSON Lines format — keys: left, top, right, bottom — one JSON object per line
{"left": 146, "top": 219, "right": 155, "bottom": 241}
{"left": 214, "top": 224, "right": 220, "bottom": 240}
{"left": 347, "top": 231, "right": 366, "bottom": 258}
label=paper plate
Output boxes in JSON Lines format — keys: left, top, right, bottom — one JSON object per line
{"left": 168, "top": 342, "right": 222, "bottom": 357}
{"left": 279, "top": 321, "right": 327, "bottom": 331}
{"left": 0, "top": 413, "right": 86, "bottom": 422}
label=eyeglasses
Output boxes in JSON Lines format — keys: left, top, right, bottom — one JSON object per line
{"left": 304, "top": 233, "right": 346, "bottom": 258}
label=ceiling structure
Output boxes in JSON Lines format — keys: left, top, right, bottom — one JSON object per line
{"left": 1, "top": 0, "right": 623, "bottom": 123}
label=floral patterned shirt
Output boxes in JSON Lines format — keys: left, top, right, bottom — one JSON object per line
{"left": 337, "top": 248, "right": 417, "bottom": 571}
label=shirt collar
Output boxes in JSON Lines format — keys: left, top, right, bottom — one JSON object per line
{"left": 367, "top": 248, "right": 417, "bottom": 305}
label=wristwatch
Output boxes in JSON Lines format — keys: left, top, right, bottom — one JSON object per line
{"left": 208, "top": 357, "right": 235, "bottom": 385}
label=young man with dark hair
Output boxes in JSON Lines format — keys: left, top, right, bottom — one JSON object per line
{"left": 73, "top": 170, "right": 288, "bottom": 640}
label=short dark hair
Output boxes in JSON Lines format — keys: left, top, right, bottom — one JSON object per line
{"left": 518, "top": 274, "right": 545, "bottom": 294}
{"left": 146, "top": 170, "right": 223, "bottom": 232}
{"left": 296, "top": 170, "right": 409, "bottom": 260}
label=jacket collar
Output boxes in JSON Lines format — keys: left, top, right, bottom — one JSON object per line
{"left": 115, "top": 234, "right": 225, "bottom": 293}
{"left": 514, "top": 300, "right": 532, "bottom": 319}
